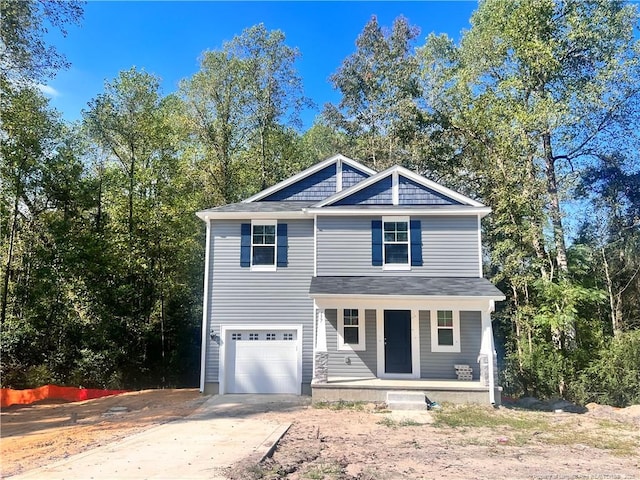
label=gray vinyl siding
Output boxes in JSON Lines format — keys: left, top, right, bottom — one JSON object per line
{"left": 326, "top": 309, "right": 377, "bottom": 378}
{"left": 419, "top": 311, "right": 482, "bottom": 379}
{"left": 317, "top": 215, "right": 479, "bottom": 277}
{"left": 205, "top": 219, "right": 314, "bottom": 384}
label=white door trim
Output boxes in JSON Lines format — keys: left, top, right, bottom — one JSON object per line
{"left": 376, "top": 309, "right": 420, "bottom": 379}
{"left": 219, "top": 324, "right": 302, "bottom": 394}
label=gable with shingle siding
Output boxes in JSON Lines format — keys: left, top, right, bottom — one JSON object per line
{"left": 262, "top": 164, "right": 337, "bottom": 201}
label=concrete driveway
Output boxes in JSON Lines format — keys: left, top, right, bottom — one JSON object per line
{"left": 11, "top": 394, "right": 309, "bottom": 480}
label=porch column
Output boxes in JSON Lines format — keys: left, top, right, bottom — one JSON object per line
{"left": 478, "top": 301, "right": 498, "bottom": 405}
{"left": 313, "top": 304, "right": 329, "bottom": 383}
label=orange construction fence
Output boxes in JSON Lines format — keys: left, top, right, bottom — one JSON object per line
{"left": 1, "top": 384, "right": 129, "bottom": 408}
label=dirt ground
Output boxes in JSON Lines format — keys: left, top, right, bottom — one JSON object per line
{"left": 2, "top": 390, "right": 639, "bottom": 480}
{"left": 238, "top": 403, "right": 640, "bottom": 480}
{"left": 0, "top": 389, "right": 206, "bottom": 478}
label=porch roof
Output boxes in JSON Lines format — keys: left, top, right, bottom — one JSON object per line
{"left": 309, "top": 276, "right": 505, "bottom": 300}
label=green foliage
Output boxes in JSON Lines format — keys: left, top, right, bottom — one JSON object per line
{"left": 2, "top": 4, "right": 639, "bottom": 406}
{"left": 324, "top": 15, "right": 422, "bottom": 169}
{"left": 432, "top": 404, "right": 549, "bottom": 430}
{"left": 571, "top": 331, "right": 640, "bottom": 407}
{"left": 0, "top": 0, "right": 83, "bottom": 82}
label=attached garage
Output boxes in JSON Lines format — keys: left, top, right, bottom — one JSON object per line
{"left": 220, "top": 326, "right": 302, "bottom": 394}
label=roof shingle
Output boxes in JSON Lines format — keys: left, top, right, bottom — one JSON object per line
{"left": 309, "top": 276, "right": 505, "bottom": 298}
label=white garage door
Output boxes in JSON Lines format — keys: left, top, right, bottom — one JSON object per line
{"left": 224, "top": 329, "right": 299, "bottom": 394}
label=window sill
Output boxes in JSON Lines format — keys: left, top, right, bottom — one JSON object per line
{"left": 250, "top": 265, "right": 277, "bottom": 272}
{"left": 382, "top": 264, "right": 411, "bottom": 271}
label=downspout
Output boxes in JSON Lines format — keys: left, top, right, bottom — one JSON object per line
{"left": 199, "top": 217, "right": 212, "bottom": 393}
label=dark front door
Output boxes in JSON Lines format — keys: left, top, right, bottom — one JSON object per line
{"left": 384, "top": 310, "right": 412, "bottom": 374}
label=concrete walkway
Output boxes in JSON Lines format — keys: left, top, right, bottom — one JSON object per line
{"left": 11, "top": 394, "right": 308, "bottom": 480}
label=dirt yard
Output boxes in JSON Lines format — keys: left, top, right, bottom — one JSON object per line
{"left": 0, "top": 389, "right": 205, "bottom": 478}
{"left": 234, "top": 402, "right": 640, "bottom": 480}
{"left": 2, "top": 390, "right": 639, "bottom": 480}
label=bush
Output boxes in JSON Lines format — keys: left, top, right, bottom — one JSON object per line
{"left": 501, "top": 343, "right": 578, "bottom": 399}
{"left": 570, "top": 331, "right": 640, "bottom": 407}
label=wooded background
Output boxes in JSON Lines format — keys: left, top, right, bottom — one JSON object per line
{"left": 1, "top": 0, "right": 639, "bottom": 406}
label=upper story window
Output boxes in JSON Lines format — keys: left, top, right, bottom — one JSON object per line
{"left": 252, "top": 221, "right": 276, "bottom": 268}
{"left": 240, "top": 221, "right": 288, "bottom": 270}
{"left": 383, "top": 217, "right": 409, "bottom": 269}
{"left": 372, "top": 218, "right": 422, "bottom": 269}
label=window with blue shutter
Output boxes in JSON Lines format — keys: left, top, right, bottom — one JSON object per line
{"left": 410, "top": 219, "right": 423, "bottom": 266}
{"left": 277, "top": 223, "right": 288, "bottom": 267}
{"left": 371, "top": 220, "right": 383, "bottom": 266}
{"left": 240, "top": 223, "right": 251, "bottom": 267}
{"left": 241, "top": 221, "right": 287, "bottom": 269}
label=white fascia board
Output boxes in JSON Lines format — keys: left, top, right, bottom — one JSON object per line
{"left": 339, "top": 154, "right": 376, "bottom": 176}
{"left": 241, "top": 154, "right": 374, "bottom": 203}
{"left": 304, "top": 207, "right": 492, "bottom": 217}
{"left": 395, "top": 166, "right": 486, "bottom": 208}
{"left": 313, "top": 164, "right": 487, "bottom": 208}
{"left": 196, "top": 210, "right": 309, "bottom": 221}
{"left": 311, "top": 294, "right": 506, "bottom": 302}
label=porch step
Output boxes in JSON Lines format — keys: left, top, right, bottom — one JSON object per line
{"left": 386, "top": 391, "right": 429, "bottom": 411}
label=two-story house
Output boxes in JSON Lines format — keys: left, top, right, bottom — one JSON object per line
{"left": 196, "top": 154, "right": 505, "bottom": 404}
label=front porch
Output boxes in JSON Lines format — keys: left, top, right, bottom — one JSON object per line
{"left": 311, "top": 377, "right": 502, "bottom": 405}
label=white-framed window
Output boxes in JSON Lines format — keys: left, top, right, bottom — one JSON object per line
{"left": 338, "top": 308, "right": 366, "bottom": 351}
{"left": 382, "top": 216, "right": 410, "bottom": 270}
{"left": 251, "top": 220, "right": 276, "bottom": 271}
{"left": 430, "top": 310, "right": 461, "bottom": 353}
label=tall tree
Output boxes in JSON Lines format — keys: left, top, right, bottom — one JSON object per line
{"left": 180, "top": 51, "right": 252, "bottom": 205}
{"left": 418, "top": 0, "right": 640, "bottom": 395}
{"left": 1, "top": 80, "right": 60, "bottom": 325}
{"left": 578, "top": 155, "right": 640, "bottom": 335}
{"left": 181, "top": 24, "right": 310, "bottom": 201}
{"left": 227, "top": 24, "right": 312, "bottom": 190}
{"left": 324, "top": 16, "right": 422, "bottom": 169}
{"left": 0, "top": 0, "right": 83, "bottom": 82}
{"left": 0, "top": 82, "right": 101, "bottom": 386}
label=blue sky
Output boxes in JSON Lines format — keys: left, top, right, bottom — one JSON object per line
{"left": 43, "top": 1, "right": 478, "bottom": 129}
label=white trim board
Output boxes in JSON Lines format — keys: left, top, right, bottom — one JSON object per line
{"left": 376, "top": 308, "right": 421, "bottom": 379}
{"left": 313, "top": 165, "right": 486, "bottom": 208}
{"left": 199, "top": 219, "right": 212, "bottom": 392}
{"left": 242, "top": 154, "right": 375, "bottom": 203}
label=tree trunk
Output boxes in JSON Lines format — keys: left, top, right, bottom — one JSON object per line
{"left": 260, "top": 126, "right": 267, "bottom": 190}
{"left": 542, "top": 131, "right": 574, "bottom": 351}
{"left": 542, "top": 132, "right": 568, "bottom": 274}
{"left": 1, "top": 193, "right": 20, "bottom": 325}
{"left": 602, "top": 247, "right": 622, "bottom": 335}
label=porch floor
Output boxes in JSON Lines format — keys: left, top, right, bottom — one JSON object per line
{"left": 311, "top": 377, "right": 501, "bottom": 405}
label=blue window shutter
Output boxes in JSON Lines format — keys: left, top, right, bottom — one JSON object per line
{"left": 277, "top": 223, "right": 288, "bottom": 267}
{"left": 410, "top": 219, "right": 423, "bottom": 266}
{"left": 240, "top": 223, "right": 251, "bottom": 267}
{"left": 372, "top": 220, "right": 383, "bottom": 266}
